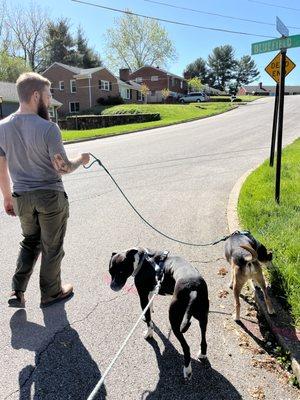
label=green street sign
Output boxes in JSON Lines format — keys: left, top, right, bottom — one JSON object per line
{"left": 251, "top": 34, "right": 300, "bottom": 55}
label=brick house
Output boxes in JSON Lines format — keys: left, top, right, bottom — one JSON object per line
{"left": 238, "top": 82, "right": 300, "bottom": 96}
{"left": 120, "top": 66, "right": 188, "bottom": 103}
{"left": 42, "top": 62, "right": 142, "bottom": 116}
{"left": 0, "top": 81, "right": 62, "bottom": 121}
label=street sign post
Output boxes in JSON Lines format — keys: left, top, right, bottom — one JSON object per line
{"left": 275, "top": 50, "right": 286, "bottom": 203}
{"left": 265, "top": 52, "right": 296, "bottom": 84}
{"left": 251, "top": 17, "right": 299, "bottom": 203}
{"left": 251, "top": 34, "right": 300, "bottom": 55}
{"left": 276, "top": 16, "right": 289, "bottom": 37}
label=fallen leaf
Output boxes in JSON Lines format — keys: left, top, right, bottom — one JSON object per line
{"left": 218, "top": 289, "right": 229, "bottom": 298}
{"left": 249, "top": 386, "right": 265, "bottom": 400}
{"left": 218, "top": 267, "right": 228, "bottom": 276}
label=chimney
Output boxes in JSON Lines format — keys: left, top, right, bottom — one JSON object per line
{"left": 259, "top": 82, "right": 263, "bottom": 89}
{"left": 119, "top": 68, "right": 131, "bottom": 82}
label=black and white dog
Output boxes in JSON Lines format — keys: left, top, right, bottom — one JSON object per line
{"left": 109, "top": 247, "right": 209, "bottom": 380}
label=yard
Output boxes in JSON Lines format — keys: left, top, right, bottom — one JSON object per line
{"left": 61, "top": 103, "right": 235, "bottom": 141}
{"left": 238, "top": 138, "right": 300, "bottom": 327}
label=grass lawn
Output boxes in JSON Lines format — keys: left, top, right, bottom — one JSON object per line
{"left": 238, "top": 138, "right": 300, "bottom": 327}
{"left": 61, "top": 103, "right": 234, "bottom": 141}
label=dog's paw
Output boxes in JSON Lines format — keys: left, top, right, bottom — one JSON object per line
{"left": 183, "top": 362, "right": 192, "bottom": 381}
{"left": 144, "top": 323, "right": 154, "bottom": 340}
{"left": 233, "top": 313, "right": 240, "bottom": 322}
{"left": 197, "top": 352, "right": 207, "bottom": 360}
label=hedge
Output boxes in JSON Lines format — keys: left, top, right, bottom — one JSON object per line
{"left": 59, "top": 113, "right": 161, "bottom": 130}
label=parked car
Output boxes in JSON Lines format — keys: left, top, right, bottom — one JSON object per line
{"left": 179, "top": 92, "right": 208, "bottom": 103}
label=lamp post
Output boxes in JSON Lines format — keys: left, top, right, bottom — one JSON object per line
{"left": 0, "top": 96, "right": 3, "bottom": 120}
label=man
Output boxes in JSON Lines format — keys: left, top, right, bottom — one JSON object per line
{"left": 0, "top": 72, "right": 90, "bottom": 307}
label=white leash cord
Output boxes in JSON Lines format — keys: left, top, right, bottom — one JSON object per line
{"left": 87, "top": 283, "right": 160, "bottom": 400}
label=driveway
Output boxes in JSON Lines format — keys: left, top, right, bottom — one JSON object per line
{"left": 1, "top": 96, "right": 299, "bottom": 399}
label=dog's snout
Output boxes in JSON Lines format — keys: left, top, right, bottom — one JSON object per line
{"left": 110, "top": 281, "right": 122, "bottom": 292}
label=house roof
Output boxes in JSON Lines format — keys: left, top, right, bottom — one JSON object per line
{"left": 0, "top": 81, "right": 62, "bottom": 107}
{"left": 43, "top": 62, "right": 106, "bottom": 79}
{"left": 117, "top": 78, "right": 142, "bottom": 90}
{"left": 132, "top": 65, "right": 186, "bottom": 81}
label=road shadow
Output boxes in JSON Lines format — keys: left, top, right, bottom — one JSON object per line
{"left": 141, "top": 325, "right": 242, "bottom": 400}
{"left": 10, "top": 302, "right": 106, "bottom": 400}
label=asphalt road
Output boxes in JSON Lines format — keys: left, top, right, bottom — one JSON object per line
{"left": 1, "top": 97, "right": 299, "bottom": 400}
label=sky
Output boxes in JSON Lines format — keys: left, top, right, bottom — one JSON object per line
{"left": 7, "top": 0, "right": 300, "bottom": 85}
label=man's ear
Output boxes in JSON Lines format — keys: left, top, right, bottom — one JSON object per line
{"left": 125, "top": 248, "right": 138, "bottom": 259}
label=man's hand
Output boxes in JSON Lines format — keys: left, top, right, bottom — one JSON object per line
{"left": 4, "top": 196, "right": 16, "bottom": 216}
{"left": 81, "top": 153, "right": 90, "bottom": 165}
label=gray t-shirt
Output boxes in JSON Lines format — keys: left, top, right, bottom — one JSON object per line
{"left": 0, "top": 113, "right": 66, "bottom": 192}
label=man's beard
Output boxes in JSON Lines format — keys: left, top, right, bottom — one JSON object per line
{"left": 37, "top": 98, "right": 50, "bottom": 121}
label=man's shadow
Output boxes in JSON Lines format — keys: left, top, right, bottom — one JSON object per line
{"left": 142, "top": 324, "right": 242, "bottom": 400}
{"left": 10, "top": 301, "right": 106, "bottom": 400}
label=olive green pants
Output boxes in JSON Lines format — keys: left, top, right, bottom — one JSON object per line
{"left": 11, "top": 190, "right": 69, "bottom": 301}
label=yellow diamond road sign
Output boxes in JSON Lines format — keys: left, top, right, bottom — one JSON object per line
{"left": 265, "top": 52, "right": 296, "bottom": 83}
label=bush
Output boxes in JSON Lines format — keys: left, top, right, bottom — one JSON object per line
{"left": 63, "top": 113, "right": 160, "bottom": 130}
{"left": 208, "top": 97, "right": 242, "bottom": 102}
{"left": 96, "top": 95, "right": 124, "bottom": 106}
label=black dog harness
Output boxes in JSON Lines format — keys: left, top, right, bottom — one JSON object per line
{"left": 147, "top": 250, "right": 169, "bottom": 283}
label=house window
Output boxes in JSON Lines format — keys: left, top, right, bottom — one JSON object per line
{"left": 70, "top": 80, "right": 76, "bottom": 93}
{"left": 151, "top": 76, "right": 159, "bottom": 81}
{"left": 150, "top": 90, "right": 156, "bottom": 96}
{"left": 69, "top": 102, "right": 80, "bottom": 113}
{"left": 137, "top": 91, "right": 144, "bottom": 101}
{"left": 180, "top": 81, "right": 183, "bottom": 89}
{"left": 126, "top": 89, "right": 131, "bottom": 99}
{"left": 136, "top": 77, "right": 143, "bottom": 83}
{"left": 99, "top": 80, "right": 111, "bottom": 91}
{"left": 59, "top": 81, "right": 65, "bottom": 91}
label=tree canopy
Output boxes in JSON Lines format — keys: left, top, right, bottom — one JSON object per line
{"left": 104, "top": 12, "right": 177, "bottom": 72}
{"left": 184, "top": 45, "right": 260, "bottom": 92}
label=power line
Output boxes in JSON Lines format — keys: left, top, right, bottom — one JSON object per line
{"left": 248, "top": 0, "right": 300, "bottom": 11}
{"left": 143, "top": 0, "right": 300, "bottom": 29}
{"left": 71, "top": 0, "right": 275, "bottom": 39}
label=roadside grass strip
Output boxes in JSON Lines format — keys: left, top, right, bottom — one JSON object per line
{"left": 61, "top": 103, "right": 233, "bottom": 141}
{"left": 238, "top": 138, "right": 300, "bottom": 327}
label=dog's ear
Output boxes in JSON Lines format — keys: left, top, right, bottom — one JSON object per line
{"left": 111, "top": 252, "right": 117, "bottom": 257}
{"left": 125, "top": 248, "right": 138, "bottom": 259}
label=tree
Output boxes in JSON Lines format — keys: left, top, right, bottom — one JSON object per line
{"left": 104, "top": 12, "right": 177, "bottom": 72}
{"left": 207, "top": 45, "right": 237, "bottom": 91}
{"left": 234, "top": 55, "right": 260, "bottom": 88}
{"left": 76, "top": 26, "right": 101, "bottom": 68}
{"left": 0, "top": 50, "right": 30, "bottom": 82}
{"left": 161, "top": 88, "right": 170, "bottom": 103}
{"left": 5, "top": 2, "right": 49, "bottom": 71}
{"left": 41, "top": 18, "right": 75, "bottom": 69}
{"left": 183, "top": 58, "right": 207, "bottom": 80}
{"left": 187, "top": 77, "right": 203, "bottom": 92}
{"left": 140, "top": 84, "right": 150, "bottom": 104}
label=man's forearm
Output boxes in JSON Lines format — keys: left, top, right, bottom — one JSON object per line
{"left": 0, "top": 157, "right": 12, "bottom": 199}
{"left": 52, "top": 154, "right": 83, "bottom": 175}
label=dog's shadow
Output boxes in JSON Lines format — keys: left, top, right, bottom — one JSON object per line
{"left": 141, "top": 324, "right": 242, "bottom": 400}
{"left": 10, "top": 302, "right": 106, "bottom": 400}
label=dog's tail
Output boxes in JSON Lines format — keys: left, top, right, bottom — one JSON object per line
{"left": 180, "top": 290, "right": 197, "bottom": 333}
{"left": 240, "top": 244, "right": 258, "bottom": 261}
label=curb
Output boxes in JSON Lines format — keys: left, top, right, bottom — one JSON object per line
{"left": 62, "top": 105, "right": 239, "bottom": 146}
{"left": 226, "top": 167, "right": 300, "bottom": 383}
